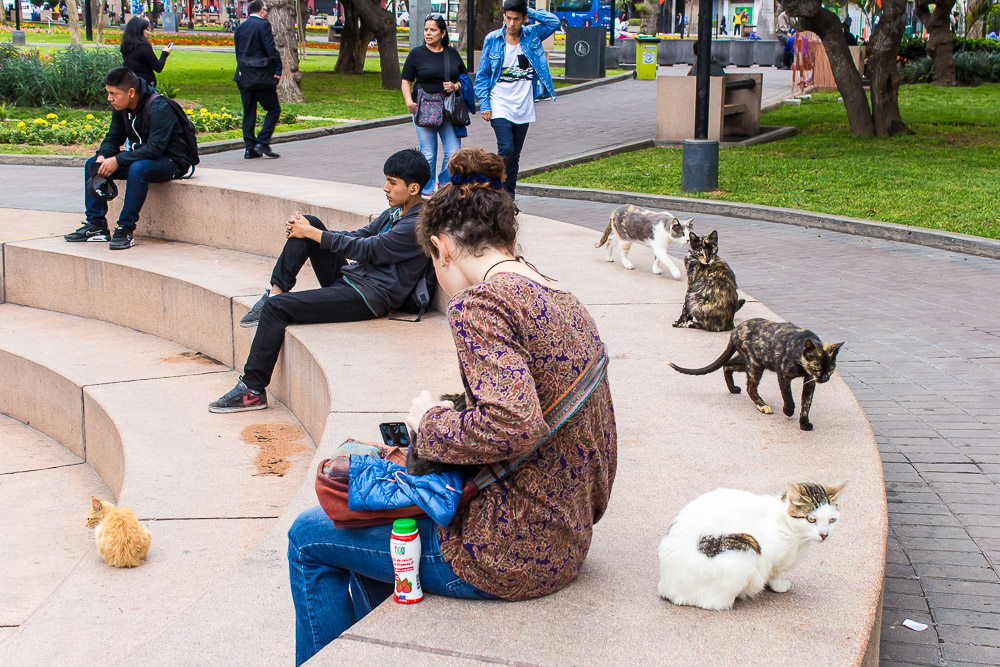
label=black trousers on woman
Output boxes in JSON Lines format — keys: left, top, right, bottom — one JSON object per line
{"left": 241, "top": 216, "right": 376, "bottom": 391}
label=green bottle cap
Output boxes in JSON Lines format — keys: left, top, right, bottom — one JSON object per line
{"left": 392, "top": 518, "right": 418, "bottom": 534}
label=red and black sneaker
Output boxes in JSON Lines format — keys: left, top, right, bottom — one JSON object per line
{"left": 208, "top": 379, "right": 268, "bottom": 414}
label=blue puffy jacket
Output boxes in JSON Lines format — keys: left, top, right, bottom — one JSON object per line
{"left": 473, "top": 8, "right": 560, "bottom": 114}
{"left": 347, "top": 455, "right": 466, "bottom": 527}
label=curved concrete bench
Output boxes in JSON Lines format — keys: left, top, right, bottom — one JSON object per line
{"left": 3, "top": 173, "right": 886, "bottom": 665}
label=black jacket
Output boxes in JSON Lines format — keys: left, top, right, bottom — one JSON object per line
{"left": 319, "top": 203, "right": 431, "bottom": 317}
{"left": 123, "top": 42, "right": 169, "bottom": 87}
{"left": 233, "top": 15, "right": 282, "bottom": 85}
{"left": 96, "top": 78, "right": 190, "bottom": 171}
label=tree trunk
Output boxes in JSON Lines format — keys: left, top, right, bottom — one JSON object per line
{"left": 916, "top": 0, "right": 957, "bottom": 86}
{"left": 782, "top": 0, "right": 875, "bottom": 136}
{"left": 639, "top": 0, "right": 657, "bottom": 34}
{"left": 91, "top": 0, "right": 104, "bottom": 43}
{"left": 757, "top": 0, "right": 776, "bottom": 39}
{"left": 351, "top": 0, "right": 401, "bottom": 90}
{"left": 64, "top": 0, "right": 83, "bottom": 46}
{"left": 868, "top": 0, "right": 913, "bottom": 136}
{"left": 334, "top": 0, "right": 372, "bottom": 74}
{"left": 457, "top": 0, "right": 502, "bottom": 52}
{"left": 267, "top": 0, "right": 307, "bottom": 103}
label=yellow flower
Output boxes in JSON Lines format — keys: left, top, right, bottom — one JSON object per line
{"left": 60, "top": 120, "right": 67, "bottom": 125}
{"left": 84, "top": 124, "right": 92, "bottom": 129}
{"left": 200, "top": 108, "right": 208, "bottom": 113}
{"left": 221, "top": 113, "right": 231, "bottom": 119}
{"left": 86, "top": 113, "right": 94, "bottom": 120}
{"left": 46, "top": 112, "right": 57, "bottom": 119}
{"left": 184, "top": 109, "right": 194, "bottom": 115}
{"left": 73, "top": 131, "right": 78, "bottom": 135}
{"left": 17, "top": 121, "right": 25, "bottom": 128}
{"left": 34, "top": 118, "right": 45, "bottom": 124}
{"left": 221, "top": 106, "right": 227, "bottom": 111}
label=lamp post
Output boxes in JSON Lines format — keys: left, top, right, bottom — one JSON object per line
{"left": 681, "top": 0, "right": 719, "bottom": 192}
{"left": 466, "top": 0, "right": 474, "bottom": 73}
{"left": 85, "top": 0, "right": 94, "bottom": 40}
{"left": 188, "top": 0, "right": 194, "bottom": 29}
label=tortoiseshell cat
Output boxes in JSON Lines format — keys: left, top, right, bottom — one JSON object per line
{"left": 674, "top": 230, "right": 745, "bottom": 332}
{"left": 86, "top": 497, "right": 151, "bottom": 568}
{"left": 406, "top": 393, "right": 479, "bottom": 477}
{"left": 669, "top": 319, "right": 844, "bottom": 431}
{"left": 595, "top": 205, "right": 694, "bottom": 279}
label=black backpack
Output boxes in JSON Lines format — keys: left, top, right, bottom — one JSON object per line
{"left": 142, "top": 93, "right": 200, "bottom": 178}
{"left": 390, "top": 260, "right": 438, "bottom": 323}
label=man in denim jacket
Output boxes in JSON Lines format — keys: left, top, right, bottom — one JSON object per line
{"left": 473, "top": 0, "right": 559, "bottom": 197}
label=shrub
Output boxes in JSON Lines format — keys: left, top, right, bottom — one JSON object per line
{"left": 898, "top": 36, "right": 927, "bottom": 61}
{"left": 0, "top": 113, "right": 110, "bottom": 146}
{"left": 898, "top": 35, "right": 1000, "bottom": 64}
{"left": 900, "top": 51, "right": 1000, "bottom": 84}
{"left": 0, "top": 46, "right": 123, "bottom": 108}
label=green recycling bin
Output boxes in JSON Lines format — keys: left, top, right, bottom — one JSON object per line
{"left": 635, "top": 37, "right": 661, "bottom": 80}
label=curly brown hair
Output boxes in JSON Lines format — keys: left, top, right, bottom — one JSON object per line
{"left": 416, "top": 148, "right": 519, "bottom": 258}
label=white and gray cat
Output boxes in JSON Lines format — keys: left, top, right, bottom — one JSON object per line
{"left": 658, "top": 481, "right": 846, "bottom": 611}
{"left": 595, "top": 205, "right": 694, "bottom": 279}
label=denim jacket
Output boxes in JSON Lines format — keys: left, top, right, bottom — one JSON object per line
{"left": 473, "top": 8, "right": 560, "bottom": 114}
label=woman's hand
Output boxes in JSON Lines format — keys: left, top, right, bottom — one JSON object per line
{"left": 406, "top": 101, "right": 417, "bottom": 114}
{"left": 405, "top": 390, "right": 454, "bottom": 435}
{"left": 442, "top": 81, "right": 458, "bottom": 93}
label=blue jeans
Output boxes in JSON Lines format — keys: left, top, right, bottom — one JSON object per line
{"left": 413, "top": 119, "right": 461, "bottom": 195}
{"left": 287, "top": 506, "right": 496, "bottom": 665}
{"left": 490, "top": 118, "right": 530, "bottom": 198}
{"left": 84, "top": 155, "right": 177, "bottom": 230}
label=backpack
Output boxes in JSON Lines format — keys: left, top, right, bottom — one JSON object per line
{"left": 142, "top": 93, "right": 200, "bottom": 178}
{"left": 390, "top": 260, "right": 438, "bottom": 323}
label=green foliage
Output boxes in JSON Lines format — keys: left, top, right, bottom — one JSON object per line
{"left": 898, "top": 36, "right": 927, "bottom": 61}
{"left": 898, "top": 35, "right": 1000, "bottom": 63}
{"left": 156, "top": 78, "right": 181, "bottom": 99}
{"left": 0, "top": 112, "right": 109, "bottom": 146}
{"left": 0, "top": 46, "right": 123, "bottom": 108}
{"left": 901, "top": 51, "right": 1000, "bottom": 83}
{"left": 525, "top": 87, "right": 1000, "bottom": 239}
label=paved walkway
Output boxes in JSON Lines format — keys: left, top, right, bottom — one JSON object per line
{"left": 3, "top": 67, "right": 998, "bottom": 664}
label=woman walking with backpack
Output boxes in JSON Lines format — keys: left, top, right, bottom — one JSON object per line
{"left": 401, "top": 14, "right": 468, "bottom": 195}
{"left": 120, "top": 16, "right": 172, "bottom": 89}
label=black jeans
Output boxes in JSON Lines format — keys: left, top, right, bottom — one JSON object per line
{"left": 242, "top": 216, "right": 376, "bottom": 391}
{"left": 239, "top": 84, "right": 281, "bottom": 150}
{"left": 490, "top": 118, "right": 530, "bottom": 198}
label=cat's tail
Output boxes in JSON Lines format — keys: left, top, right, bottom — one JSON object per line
{"left": 595, "top": 220, "right": 613, "bottom": 248}
{"left": 668, "top": 342, "right": 737, "bottom": 375}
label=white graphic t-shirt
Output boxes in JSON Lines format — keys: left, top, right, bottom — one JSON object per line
{"left": 490, "top": 41, "right": 536, "bottom": 124}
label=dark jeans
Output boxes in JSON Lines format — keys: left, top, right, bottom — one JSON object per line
{"left": 241, "top": 216, "right": 376, "bottom": 391}
{"left": 239, "top": 84, "right": 281, "bottom": 150}
{"left": 84, "top": 155, "right": 177, "bottom": 230}
{"left": 490, "top": 118, "right": 530, "bottom": 198}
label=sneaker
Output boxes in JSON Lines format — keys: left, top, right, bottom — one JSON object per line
{"left": 239, "top": 290, "right": 270, "bottom": 328}
{"left": 64, "top": 223, "right": 110, "bottom": 243}
{"left": 208, "top": 379, "right": 268, "bottom": 413}
{"left": 108, "top": 227, "right": 135, "bottom": 250}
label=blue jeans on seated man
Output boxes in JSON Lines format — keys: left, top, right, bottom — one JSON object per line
{"left": 287, "top": 506, "right": 496, "bottom": 665}
{"left": 413, "top": 119, "right": 461, "bottom": 195}
{"left": 84, "top": 155, "right": 177, "bottom": 230}
{"left": 490, "top": 118, "right": 530, "bottom": 198}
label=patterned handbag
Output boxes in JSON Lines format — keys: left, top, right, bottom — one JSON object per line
{"left": 414, "top": 88, "right": 445, "bottom": 128}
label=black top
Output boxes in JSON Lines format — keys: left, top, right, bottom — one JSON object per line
{"left": 123, "top": 42, "right": 169, "bottom": 87}
{"left": 233, "top": 15, "right": 283, "bottom": 83}
{"left": 401, "top": 45, "right": 467, "bottom": 94}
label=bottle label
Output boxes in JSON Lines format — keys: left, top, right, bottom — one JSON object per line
{"left": 391, "top": 529, "right": 424, "bottom": 603}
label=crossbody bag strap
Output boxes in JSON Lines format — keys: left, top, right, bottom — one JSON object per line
{"left": 472, "top": 344, "right": 609, "bottom": 493}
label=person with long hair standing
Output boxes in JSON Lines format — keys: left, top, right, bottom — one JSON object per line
{"left": 473, "top": 0, "right": 559, "bottom": 198}
{"left": 400, "top": 14, "right": 467, "bottom": 195}
{"left": 120, "top": 16, "right": 171, "bottom": 88}
{"left": 286, "top": 148, "right": 617, "bottom": 664}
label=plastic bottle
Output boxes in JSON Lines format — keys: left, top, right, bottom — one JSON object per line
{"left": 390, "top": 518, "right": 423, "bottom": 603}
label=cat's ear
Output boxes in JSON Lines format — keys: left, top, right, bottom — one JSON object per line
{"left": 803, "top": 339, "right": 816, "bottom": 352}
{"left": 707, "top": 230, "right": 719, "bottom": 243}
{"left": 91, "top": 497, "right": 103, "bottom": 511}
{"left": 784, "top": 482, "right": 803, "bottom": 503}
{"left": 827, "top": 342, "right": 845, "bottom": 357}
{"left": 825, "top": 480, "right": 847, "bottom": 504}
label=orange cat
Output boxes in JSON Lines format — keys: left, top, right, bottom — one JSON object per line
{"left": 86, "top": 497, "right": 151, "bottom": 568}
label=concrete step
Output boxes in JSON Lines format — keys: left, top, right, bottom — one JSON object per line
{"left": 0, "top": 304, "right": 315, "bottom": 664}
{"left": 0, "top": 207, "right": 75, "bottom": 302}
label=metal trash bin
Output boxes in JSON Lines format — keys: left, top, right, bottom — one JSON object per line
{"left": 730, "top": 40, "right": 754, "bottom": 67}
{"left": 161, "top": 12, "right": 179, "bottom": 32}
{"left": 635, "top": 36, "right": 661, "bottom": 80}
{"left": 566, "top": 27, "right": 607, "bottom": 80}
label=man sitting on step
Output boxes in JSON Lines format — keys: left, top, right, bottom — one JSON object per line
{"left": 64, "top": 67, "right": 194, "bottom": 250}
{"left": 209, "top": 148, "right": 433, "bottom": 413}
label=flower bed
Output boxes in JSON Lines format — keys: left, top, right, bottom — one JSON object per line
{"left": 0, "top": 25, "right": 71, "bottom": 34}
{"left": 104, "top": 33, "right": 383, "bottom": 51}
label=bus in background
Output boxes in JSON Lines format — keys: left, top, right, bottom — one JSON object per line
{"left": 552, "top": 0, "right": 611, "bottom": 31}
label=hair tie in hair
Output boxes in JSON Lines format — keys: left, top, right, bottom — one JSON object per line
{"left": 450, "top": 173, "right": 503, "bottom": 189}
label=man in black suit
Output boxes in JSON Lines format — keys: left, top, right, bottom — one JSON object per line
{"left": 234, "top": 0, "right": 282, "bottom": 159}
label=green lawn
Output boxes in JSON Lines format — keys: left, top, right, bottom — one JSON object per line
{"left": 525, "top": 85, "right": 1000, "bottom": 239}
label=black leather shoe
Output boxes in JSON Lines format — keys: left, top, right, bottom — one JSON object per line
{"left": 255, "top": 143, "right": 280, "bottom": 158}
{"left": 244, "top": 148, "right": 263, "bottom": 159}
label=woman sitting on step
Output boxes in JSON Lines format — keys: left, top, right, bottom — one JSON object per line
{"left": 286, "top": 148, "right": 618, "bottom": 665}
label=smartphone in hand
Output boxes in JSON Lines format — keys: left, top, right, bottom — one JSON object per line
{"left": 379, "top": 422, "right": 411, "bottom": 448}
{"left": 167, "top": 42, "right": 174, "bottom": 49}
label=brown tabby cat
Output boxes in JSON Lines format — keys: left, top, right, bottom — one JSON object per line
{"left": 86, "top": 497, "right": 152, "bottom": 568}
{"left": 668, "top": 319, "right": 844, "bottom": 431}
{"left": 674, "top": 230, "right": 745, "bottom": 332}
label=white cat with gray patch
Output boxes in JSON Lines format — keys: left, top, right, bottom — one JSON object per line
{"left": 595, "top": 205, "right": 694, "bottom": 279}
{"left": 657, "top": 481, "right": 846, "bottom": 611}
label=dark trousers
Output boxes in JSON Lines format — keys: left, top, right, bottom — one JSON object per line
{"left": 242, "top": 216, "right": 376, "bottom": 391}
{"left": 490, "top": 118, "right": 530, "bottom": 198}
{"left": 239, "top": 84, "right": 281, "bottom": 150}
{"left": 84, "top": 155, "right": 177, "bottom": 230}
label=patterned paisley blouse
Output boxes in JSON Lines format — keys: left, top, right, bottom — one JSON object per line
{"left": 417, "top": 272, "right": 617, "bottom": 601}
